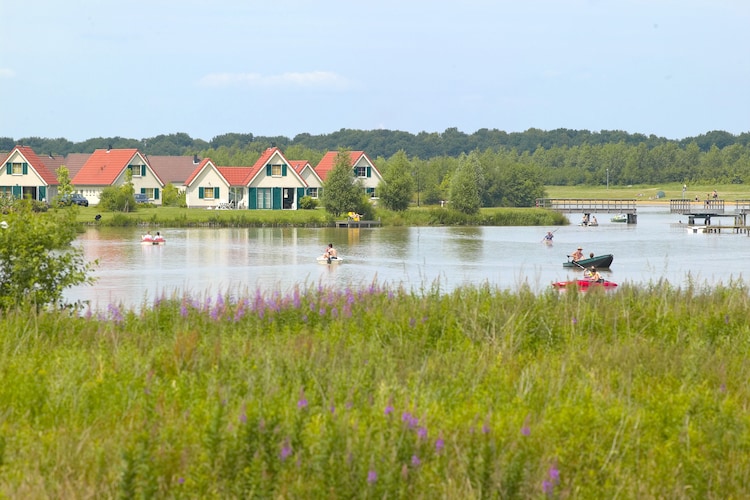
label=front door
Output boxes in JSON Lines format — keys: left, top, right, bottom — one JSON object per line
{"left": 283, "top": 188, "right": 294, "bottom": 209}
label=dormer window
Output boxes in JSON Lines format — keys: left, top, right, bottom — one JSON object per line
{"left": 271, "top": 164, "right": 282, "bottom": 176}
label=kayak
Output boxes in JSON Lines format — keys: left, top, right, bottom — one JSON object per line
{"left": 552, "top": 279, "right": 618, "bottom": 289}
{"left": 317, "top": 256, "right": 343, "bottom": 264}
{"left": 563, "top": 253, "right": 614, "bottom": 269}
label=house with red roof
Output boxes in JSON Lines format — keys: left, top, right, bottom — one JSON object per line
{"left": 290, "top": 160, "right": 324, "bottom": 200}
{"left": 0, "top": 145, "right": 60, "bottom": 202}
{"left": 184, "top": 148, "right": 309, "bottom": 210}
{"left": 71, "top": 148, "right": 165, "bottom": 205}
{"left": 314, "top": 151, "right": 383, "bottom": 199}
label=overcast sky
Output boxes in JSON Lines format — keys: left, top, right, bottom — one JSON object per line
{"left": 1, "top": 0, "right": 748, "bottom": 142}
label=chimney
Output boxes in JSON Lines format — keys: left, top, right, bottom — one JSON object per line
{"left": 107, "top": 144, "right": 112, "bottom": 152}
{"left": 193, "top": 154, "right": 200, "bottom": 164}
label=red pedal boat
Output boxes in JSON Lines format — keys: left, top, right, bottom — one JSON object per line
{"left": 552, "top": 279, "right": 618, "bottom": 290}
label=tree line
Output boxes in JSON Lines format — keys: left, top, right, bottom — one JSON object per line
{"left": 4, "top": 128, "right": 750, "bottom": 206}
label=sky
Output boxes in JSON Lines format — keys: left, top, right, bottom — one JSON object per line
{"left": 1, "top": 0, "right": 749, "bottom": 143}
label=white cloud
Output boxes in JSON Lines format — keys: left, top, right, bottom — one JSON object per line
{"left": 197, "top": 71, "right": 349, "bottom": 89}
{"left": 0, "top": 68, "right": 16, "bottom": 78}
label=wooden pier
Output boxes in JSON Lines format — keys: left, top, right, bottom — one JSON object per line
{"left": 670, "top": 199, "right": 750, "bottom": 234}
{"left": 335, "top": 219, "right": 381, "bottom": 228}
{"left": 536, "top": 198, "right": 638, "bottom": 223}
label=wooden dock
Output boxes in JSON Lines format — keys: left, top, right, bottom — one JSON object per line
{"left": 536, "top": 198, "right": 638, "bottom": 223}
{"left": 335, "top": 220, "right": 381, "bottom": 228}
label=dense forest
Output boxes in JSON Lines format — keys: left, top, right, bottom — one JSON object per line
{"left": 3, "top": 128, "right": 750, "bottom": 192}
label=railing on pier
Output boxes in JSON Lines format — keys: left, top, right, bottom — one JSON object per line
{"left": 669, "top": 199, "right": 725, "bottom": 215}
{"left": 536, "top": 198, "right": 637, "bottom": 213}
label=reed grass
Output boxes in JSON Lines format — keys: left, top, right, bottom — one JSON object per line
{"left": 2, "top": 281, "right": 750, "bottom": 497}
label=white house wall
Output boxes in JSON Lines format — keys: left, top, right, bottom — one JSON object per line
{"left": 185, "top": 167, "right": 230, "bottom": 208}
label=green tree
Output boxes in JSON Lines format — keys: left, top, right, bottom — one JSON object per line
{"left": 161, "top": 183, "right": 182, "bottom": 207}
{"left": 449, "top": 151, "right": 482, "bottom": 214}
{"left": 321, "top": 150, "right": 361, "bottom": 216}
{"left": 0, "top": 200, "right": 94, "bottom": 309}
{"left": 56, "top": 166, "right": 74, "bottom": 200}
{"left": 98, "top": 168, "right": 137, "bottom": 211}
{"left": 379, "top": 150, "right": 414, "bottom": 211}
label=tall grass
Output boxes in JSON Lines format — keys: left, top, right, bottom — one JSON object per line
{"left": 1, "top": 281, "right": 750, "bottom": 497}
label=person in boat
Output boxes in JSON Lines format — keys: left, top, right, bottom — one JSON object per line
{"left": 592, "top": 216, "right": 598, "bottom": 225}
{"left": 142, "top": 231, "right": 153, "bottom": 241}
{"left": 570, "top": 247, "right": 584, "bottom": 261}
{"left": 544, "top": 231, "right": 554, "bottom": 242}
{"left": 154, "top": 231, "right": 164, "bottom": 242}
{"left": 585, "top": 266, "right": 603, "bottom": 283}
{"left": 323, "top": 243, "right": 338, "bottom": 261}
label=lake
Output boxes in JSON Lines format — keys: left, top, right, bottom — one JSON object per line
{"left": 66, "top": 205, "right": 750, "bottom": 310}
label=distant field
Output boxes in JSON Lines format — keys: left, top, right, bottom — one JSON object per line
{"left": 545, "top": 183, "right": 750, "bottom": 201}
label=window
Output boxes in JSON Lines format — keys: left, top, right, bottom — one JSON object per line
{"left": 13, "top": 163, "right": 23, "bottom": 175}
{"left": 256, "top": 188, "right": 272, "bottom": 209}
{"left": 130, "top": 165, "right": 142, "bottom": 177}
{"left": 271, "top": 164, "right": 282, "bottom": 176}
{"left": 366, "top": 187, "right": 376, "bottom": 197}
{"left": 144, "top": 188, "right": 157, "bottom": 200}
{"left": 307, "top": 187, "right": 319, "bottom": 199}
{"left": 355, "top": 166, "right": 368, "bottom": 177}
{"left": 204, "top": 187, "right": 216, "bottom": 200}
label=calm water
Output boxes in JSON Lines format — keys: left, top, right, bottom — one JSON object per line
{"left": 66, "top": 205, "right": 750, "bottom": 310}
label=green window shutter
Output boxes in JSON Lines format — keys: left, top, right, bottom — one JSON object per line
{"left": 282, "top": 165, "right": 287, "bottom": 176}
{"left": 199, "top": 187, "right": 204, "bottom": 199}
{"left": 215, "top": 187, "right": 220, "bottom": 198}
{"left": 140, "top": 188, "right": 146, "bottom": 194}
{"left": 39, "top": 186, "right": 46, "bottom": 201}
{"left": 154, "top": 188, "right": 159, "bottom": 200}
{"left": 141, "top": 165, "right": 146, "bottom": 176}
{"left": 5, "top": 163, "right": 10, "bottom": 174}
{"left": 12, "top": 185, "right": 21, "bottom": 198}
{"left": 248, "top": 187, "right": 257, "bottom": 209}
{"left": 266, "top": 165, "right": 272, "bottom": 176}
{"left": 296, "top": 187, "right": 305, "bottom": 206}
{"left": 272, "top": 187, "right": 281, "bottom": 210}
{"left": 367, "top": 166, "right": 372, "bottom": 178}
{"left": 22, "top": 163, "right": 28, "bottom": 174}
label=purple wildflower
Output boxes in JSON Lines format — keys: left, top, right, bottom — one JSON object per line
{"left": 411, "top": 455, "right": 421, "bottom": 467}
{"left": 180, "top": 303, "right": 189, "bottom": 318}
{"left": 549, "top": 464, "right": 560, "bottom": 483}
{"left": 367, "top": 469, "right": 377, "bottom": 484}
{"left": 417, "top": 426, "right": 428, "bottom": 440}
{"left": 280, "top": 440, "right": 292, "bottom": 461}
{"left": 435, "top": 435, "right": 445, "bottom": 452}
{"left": 385, "top": 404, "right": 394, "bottom": 416}
{"left": 409, "top": 317, "right": 416, "bottom": 328}
{"left": 542, "top": 480, "right": 553, "bottom": 495}
{"left": 298, "top": 397, "right": 308, "bottom": 409}
{"left": 178, "top": 477, "right": 185, "bottom": 485}
{"left": 571, "top": 316, "right": 578, "bottom": 325}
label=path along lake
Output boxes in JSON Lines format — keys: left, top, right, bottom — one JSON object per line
{"left": 66, "top": 205, "right": 750, "bottom": 310}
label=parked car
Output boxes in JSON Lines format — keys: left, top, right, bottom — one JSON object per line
{"left": 59, "top": 193, "right": 89, "bottom": 207}
{"left": 134, "top": 193, "right": 149, "bottom": 203}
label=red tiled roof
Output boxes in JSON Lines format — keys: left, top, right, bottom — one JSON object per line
{"left": 72, "top": 148, "right": 141, "bottom": 185}
{"left": 314, "top": 150, "right": 380, "bottom": 181}
{"left": 289, "top": 160, "right": 309, "bottom": 173}
{"left": 61, "top": 153, "right": 92, "bottom": 179}
{"left": 1, "top": 146, "right": 59, "bottom": 185}
{"left": 217, "top": 167, "right": 255, "bottom": 186}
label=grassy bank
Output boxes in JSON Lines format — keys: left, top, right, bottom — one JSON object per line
{"left": 75, "top": 205, "right": 567, "bottom": 228}
{"left": 545, "top": 182, "right": 750, "bottom": 201}
{"left": 2, "top": 282, "right": 750, "bottom": 497}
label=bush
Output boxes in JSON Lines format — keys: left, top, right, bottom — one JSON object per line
{"left": 299, "top": 196, "right": 319, "bottom": 210}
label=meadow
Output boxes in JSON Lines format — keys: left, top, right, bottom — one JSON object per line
{"left": 2, "top": 281, "right": 750, "bottom": 498}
